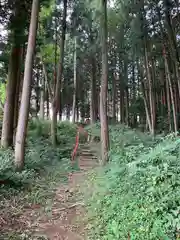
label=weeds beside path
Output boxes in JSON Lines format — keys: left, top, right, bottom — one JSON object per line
{"left": 31, "top": 144, "right": 98, "bottom": 240}
{"left": 0, "top": 143, "right": 98, "bottom": 240}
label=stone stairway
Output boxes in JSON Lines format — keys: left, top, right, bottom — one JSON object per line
{"left": 78, "top": 144, "right": 99, "bottom": 171}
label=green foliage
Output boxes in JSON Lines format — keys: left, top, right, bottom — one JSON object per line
{"left": 85, "top": 126, "right": 180, "bottom": 239}
{"left": 40, "top": 0, "right": 55, "bottom": 20}
{"left": 0, "top": 82, "right": 6, "bottom": 103}
{"left": 39, "top": 43, "right": 60, "bottom": 63}
{"left": 0, "top": 120, "right": 76, "bottom": 193}
{"left": 85, "top": 122, "right": 101, "bottom": 137}
{"left": 0, "top": 120, "right": 79, "bottom": 238}
{"left": 57, "top": 120, "right": 77, "bottom": 139}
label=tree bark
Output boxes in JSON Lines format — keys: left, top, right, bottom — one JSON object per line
{"left": 166, "top": 73, "right": 172, "bottom": 131}
{"left": 59, "top": 95, "right": 62, "bottom": 121}
{"left": 144, "top": 45, "right": 155, "bottom": 135}
{"left": 138, "top": 60, "right": 152, "bottom": 132}
{"left": 124, "top": 61, "right": 129, "bottom": 126}
{"left": 163, "top": 48, "right": 178, "bottom": 133}
{"left": 131, "top": 62, "right": 137, "bottom": 127}
{"left": 35, "top": 66, "right": 40, "bottom": 117}
{"left": 72, "top": 36, "right": 77, "bottom": 123}
{"left": 112, "top": 73, "right": 117, "bottom": 124}
{"left": 14, "top": 0, "right": 39, "bottom": 170}
{"left": 163, "top": 0, "right": 180, "bottom": 98}
{"left": 13, "top": 50, "right": 23, "bottom": 136}
{"left": 90, "top": 57, "right": 96, "bottom": 124}
{"left": 51, "top": 0, "right": 67, "bottom": 146}
{"left": 40, "top": 75, "right": 45, "bottom": 119}
{"left": 125, "top": 86, "right": 129, "bottom": 126}
{"left": 100, "top": 0, "right": 109, "bottom": 164}
{"left": 46, "top": 88, "right": 49, "bottom": 119}
{"left": 141, "top": 79, "right": 152, "bottom": 133}
{"left": 1, "top": 46, "right": 22, "bottom": 148}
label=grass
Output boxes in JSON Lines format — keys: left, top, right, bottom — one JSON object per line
{"left": 0, "top": 120, "right": 78, "bottom": 239}
{"left": 2, "top": 121, "right": 180, "bottom": 239}
{"left": 82, "top": 124, "right": 180, "bottom": 240}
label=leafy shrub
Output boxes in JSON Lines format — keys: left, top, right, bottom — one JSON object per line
{"left": 28, "top": 119, "right": 51, "bottom": 138}
{"left": 85, "top": 122, "right": 101, "bottom": 137}
{"left": 85, "top": 127, "right": 180, "bottom": 240}
{"left": 0, "top": 149, "right": 37, "bottom": 190}
{"left": 28, "top": 119, "right": 76, "bottom": 139}
{"left": 0, "top": 120, "right": 76, "bottom": 192}
{"left": 57, "top": 120, "right": 76, "bottom": 144}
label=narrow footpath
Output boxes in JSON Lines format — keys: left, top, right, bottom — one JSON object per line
{"left": 31, "top": 144, "right": 98, "bottom": 240}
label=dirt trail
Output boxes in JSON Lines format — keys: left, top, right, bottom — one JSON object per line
{"left": 31, "top": 144, "right": 98, "bottom": 240}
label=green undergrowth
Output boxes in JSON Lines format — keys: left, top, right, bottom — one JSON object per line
{"left": 84, "top": 125, "right": 180, "bottom": 240}
{"left": 0, "top": 120, "right": 80, "bottom": 238}
{"left": 0, "top": 120, "right": 77, "bottom": 193}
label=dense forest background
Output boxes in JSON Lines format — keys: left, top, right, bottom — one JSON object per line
{"left": 0, "top": 0, "right": 180, "bottom": 239}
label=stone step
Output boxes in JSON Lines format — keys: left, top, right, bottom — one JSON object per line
{"left": 78, "top": 145, "right": 99, "bottom": 168}
{"left": 81, "top": 149, "right": 91, "bottom": 153}
{"left": 81, "top": 149, "right": 92, "bottom": 153}
{"left": 81, "top": 151, "right": 97, "bottom": 155}
{"left": 80, "top": 153, "right": 94, "bottom": 157}
{"left": 81, "top": 155, "right": 98, "bottom": 160}
{"left": 80, "top": 166, "right": 98, "bottom": 170}
{"left": 79, "top": 144, "right": 90, "bottom": 149}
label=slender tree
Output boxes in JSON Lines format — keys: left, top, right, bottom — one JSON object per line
{"left": 72, "top": 36, "right": 77, "bottom": 123}
{"left": 15, "top": 0, "right": 40, "bottom": 170}
{"left": 1, "top": 46, "right": 22, "bottom": 148}
{"left": 51, "top": 0, "right": 67, "bottom": 146}
{"left": 100, "top": 0, "right": 109, "bottom": 164}
{"left": 40, "top": 74, "right": 45, "bottom": 119}
{"left": 1, "top": 1, "right": 25, "bottom": 148}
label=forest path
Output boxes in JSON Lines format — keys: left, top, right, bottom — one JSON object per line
{"left": 32, "top": 144, "right": 99, "bottom": 240}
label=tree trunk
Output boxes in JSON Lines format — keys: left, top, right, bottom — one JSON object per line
{"left": 144, "top": 45, "right": 155, "bottom": 135}
{"left": 13, "top": 50, "right": 23, "bottom": 135}
{"left": 35, "top": 66, "right": 40, "bottom": 117}
{"left": 46, "top": 88, "right": 49, "bottom": 119}
{"left": 120, "top": 86, "right": 125, "bottom": 124}
{"left": 100, "top": 0, "right": 109, "bottom": 164}
{"left": 132, "top": 62, "right": 137, "bottom": 127}
{"left": 59, "top": 95, "right": 62, "bottom": 121}
{"left": 163, "top": 49, "right": 178, "bottom": 133}
{"left": 124, "top": 61, "right": 129, "bottom": 126}
{"left": 41, "top": 59, "right": 52, "bottom": 120}
{"left": 141, "top": 79, "right": 152, "bottom": 133}
{"left": 156, "top": 6, "right": 172, "bottom": 132}
{"left": 138, "top": 60, "right": 152, "bottom": 132}
{"left": 51, "top": 0, "right": 67, "bottom": 146}
{"left": 14, "top": 0, "right": 39, "bottom": 170}
{"left": 1, "top": 46, "right": 22, "bottom": 148}
{"left": 95, "top": 83, "right": 99, "bottom": 121}
{"left": 76, "top": 103, "right": 79, "bottom": 121}
{"left": 72, "top": 36, "right": 77, "bottom": 123}
{"left": 40, "top": 75, "right": 45, "bottom": 119}
{"left": 166, "top": 74, "right": 172, "bottom": 131}
{"left": 125, "top": 86, "right": 129, "bottom": 126}
{"left": 164, "top": 0, "right": 180, "bottom": 98}
{"left": 90, "top": 57, "right": 96, "bottom": 124}
{"left": 112, "top": 73, "right": 117, "bottom": 123}
{"left": 119, "top": 59, "right": 125, "bottom": 124}
{"left": 80, "top": 91, "right": 85, "bottom": 122}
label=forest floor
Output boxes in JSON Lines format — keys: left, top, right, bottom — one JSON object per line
{"left": 0, "top": 143, "right": 99, "bottom": 240}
